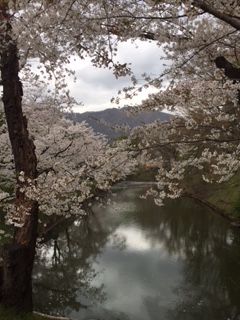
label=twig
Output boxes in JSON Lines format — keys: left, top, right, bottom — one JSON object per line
{"left": 33, "top": 311, "right": 71, "bottom": 320}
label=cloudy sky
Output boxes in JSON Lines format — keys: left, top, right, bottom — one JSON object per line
{"left": 68, "top": 40, "right": 165, "bottom": 113}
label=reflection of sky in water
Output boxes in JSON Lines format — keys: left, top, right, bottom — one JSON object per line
{"left": 90, "top": 247, "right": 182, "bottom": 320}
{"left": 82, "top": 211, "right": 183, "bottom": 320}
{"left": 35, "top": 187, "right": 240, "bottom": 320}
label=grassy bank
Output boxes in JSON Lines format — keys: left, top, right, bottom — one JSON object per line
{"left": 184, "top": 172, "right": 240, "bottom": 221}
{"left": 127, "top": 167, "right": 157, "bottom": 182}
{"left": 206, "top": 174, "right": 240, "bottom": 220}
{"left": 131, "top": 167, "right": 240, "bottom": 222}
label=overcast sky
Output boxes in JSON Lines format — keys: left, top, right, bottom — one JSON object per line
{"left": 68, "top": 40, "right": 165, "bottom": 113}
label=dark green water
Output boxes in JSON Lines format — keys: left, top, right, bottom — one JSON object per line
{"left": 33, "top": 187, "right": 240, "bottom": 320}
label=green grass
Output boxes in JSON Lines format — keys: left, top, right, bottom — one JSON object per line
{"left": 207, "top": 174, "right": 240, "bottom": 219}
{"left": 130, "top": 165, "right": 240, "bottom": 220}
{"left": 183, "top": 169, "right": 240, "bottom": 220}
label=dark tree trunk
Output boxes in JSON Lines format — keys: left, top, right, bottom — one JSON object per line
{"left": 0, "top": 10, "right": 38, "bottom": 313}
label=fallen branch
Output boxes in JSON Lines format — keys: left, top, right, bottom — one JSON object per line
{"left": 33, "top": 311, "right": 71, "bottom": 320}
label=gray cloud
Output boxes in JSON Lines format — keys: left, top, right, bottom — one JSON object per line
{"left": 117, "top": 40, "right": 165, "bottom": 76}
{"left": 68, "top": 40, "right": 164, "bottom": 112}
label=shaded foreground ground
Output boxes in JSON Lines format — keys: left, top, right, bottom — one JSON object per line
{"left": 0, "top": 308, "right": 71, "bottom": 320}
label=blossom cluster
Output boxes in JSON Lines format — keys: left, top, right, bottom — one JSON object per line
{"left": 0, "top": 96, "right": 137, "bottom": 228}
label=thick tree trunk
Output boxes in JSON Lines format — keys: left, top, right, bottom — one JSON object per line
{"left": 0, "top": 12, "right": 38, "bottom": 313}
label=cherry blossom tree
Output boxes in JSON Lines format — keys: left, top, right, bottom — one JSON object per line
{"left": 0, "top": 87, "right": 136, "bottom": 312}
{"left": 0, "top": 96, "right": 136, "bottom": 223}
{"left": 120, "top": 1, "right": 240, "bottom": 207}
{"left": 0, "top": 0, "right": 136, "bottom": 312}
{"left": 0, "top": 0, "right": 239, "bottom": 314}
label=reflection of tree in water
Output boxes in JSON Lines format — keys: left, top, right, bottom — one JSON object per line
{"left": 33, "top": 188, "right": 240, "bottom": 319}
{"left": 165, "top": 232, "right": 240, "bottom": 320}
{"left": 127, "top": 191, "right": 240, "bottom": 320}
{"left": 33, "top": 213, "right": 114, "bottom": 317}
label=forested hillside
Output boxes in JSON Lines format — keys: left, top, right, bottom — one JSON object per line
{"left": 69, "top": 108, "right": 171, "bottom": 138}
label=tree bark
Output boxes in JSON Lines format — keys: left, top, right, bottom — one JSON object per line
{"left": 193, "top": 0, "right": 240, "bottom": 31}
{"left": 0, "top": 10, "right": 39, "bottom": 313}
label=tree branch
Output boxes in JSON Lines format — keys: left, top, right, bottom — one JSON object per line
{"left": 51, "top": 140, "right": 73, "bottom": 158}
{"left": 130, "top": 137, "right": 240, "bottom": 153}
{"left": 193, "top": 0, "right": 240, "bottom": 30}
{"left": 215, "top": 56, "right": 240, "bottom": 80}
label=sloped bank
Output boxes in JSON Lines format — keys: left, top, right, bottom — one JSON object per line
{"left": 183, "top": 172, "right": 240, "bottom": 226}
{"left": 128, "top": 167, "right": 240, "bottom": 225}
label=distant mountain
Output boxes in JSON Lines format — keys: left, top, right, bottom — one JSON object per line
{"left": 68, "top": 108, "right": 171, "bottom": 139}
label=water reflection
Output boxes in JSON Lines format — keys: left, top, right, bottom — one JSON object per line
{"left": 33, "top": 216, "right": 109, "bottom": 316}
{"left": 33, "top": 187, "right": 240, "bottom": 320}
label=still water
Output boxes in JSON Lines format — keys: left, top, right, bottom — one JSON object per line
{"left": 33, "top": 186, "right": 240, "bottom": 320}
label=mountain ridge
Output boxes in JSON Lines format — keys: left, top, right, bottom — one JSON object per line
{"left": 68, "top": 107, "right": 171, "bottom": 139}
